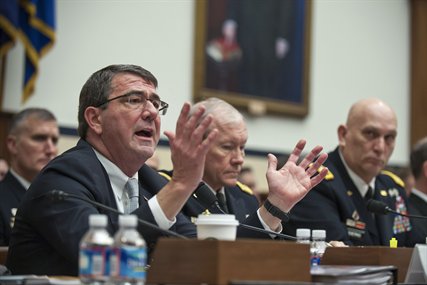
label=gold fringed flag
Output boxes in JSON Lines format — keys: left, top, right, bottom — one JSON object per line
{"left": 0, "top": 0, "right": 20, "bottom": 58}
{"left": 18, "top": 0, "right": 56, "bottom": 102}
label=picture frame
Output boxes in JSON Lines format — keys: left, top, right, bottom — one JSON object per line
{"left": 193, "top": 0, "right": 312, "bottom": 117}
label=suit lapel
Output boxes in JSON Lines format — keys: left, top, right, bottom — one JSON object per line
{"left": 225, "top": 186, "right": 251, "bottom": 221}
{"left": 330, "top": 149, "right": 380, "bottom": 244}
{"left": 373, "top": 181, "right": 396, "bottom": 245}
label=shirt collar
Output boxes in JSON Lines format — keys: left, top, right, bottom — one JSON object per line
{"left": 10, "top": 169, "right": 31, "bottom": 190}
{"left": 204, "top": 182, "right": 225, "bottom": 195}
{"left": 338, "top": 149, "right": 375, "bottom": 197}
{"left": 93, "top": 148, "right": 138, "bottom": 198}
{"left": 411, "top": 188, "right": 427, "bottom": 203}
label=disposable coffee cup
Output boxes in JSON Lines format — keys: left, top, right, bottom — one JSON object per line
{"left": 195, "top": 214, "right": 238, "bottom": 241}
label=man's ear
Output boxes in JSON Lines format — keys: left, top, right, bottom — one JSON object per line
{"left": 422, "top": 161, "right": 427, "bottom": 179}
{"left": 6, "top": 135, "right": 18, "bottom": 155}
{"left": 337, "top": 124, "right": 347, "bottom": 147}
{"left": 84, "top": 107, "right": 103, "bottom": 135}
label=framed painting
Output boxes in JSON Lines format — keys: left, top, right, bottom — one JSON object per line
{"left": 193, "top": 0, "right": 312, "bottom": 117}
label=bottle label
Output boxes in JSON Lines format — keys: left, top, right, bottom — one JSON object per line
{"left": 115, "top": 246, "right": 147, "bottom": 279}
{"left": 311, "top": 256, "right": 321, "bottom": 266}
{"left": 79, "top": 246, "right": 110, "bottom": 277}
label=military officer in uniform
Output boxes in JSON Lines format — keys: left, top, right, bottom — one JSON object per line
{"left": 160, "top": 97, "right": 328, "bottom": 239}
{"left": 284, "top": 98, "right": 414, "bottom": 246}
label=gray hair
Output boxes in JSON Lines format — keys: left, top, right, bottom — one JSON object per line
{"left": 9, "top": 108, "right": 57, "bottom": 136}
{"left": 191, "top": 97, "right": 244, "bottom": 133}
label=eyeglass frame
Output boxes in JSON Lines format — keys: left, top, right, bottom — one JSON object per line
{"left": 95, "top": 91, "right": 169, "bottom": 115}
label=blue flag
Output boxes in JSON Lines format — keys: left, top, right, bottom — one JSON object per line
{"left": 19, "top": 0, "right": 56, "bottom": 102}
{"left": 0, "top": 0, "right": 20, "bottom": 57}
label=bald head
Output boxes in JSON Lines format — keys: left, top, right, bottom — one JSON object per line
{"left": 338, "top": 98, "right": 398, "bottom": 183}
{"left": 346, "top": 98, "right": 397, "bottom": 128}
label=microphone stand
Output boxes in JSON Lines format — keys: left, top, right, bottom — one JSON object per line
{"left": 367, "top": 199, "right": 427, "bottom": 220}
{"left": 49, "top": 190, "right": 187, "bottom": 239}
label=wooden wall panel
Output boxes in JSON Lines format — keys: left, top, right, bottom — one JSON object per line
{"left": 410, "top": 0, "right": 427, "bottom": 146}
{"left": 0, "top": 111, "right": 14, "bottom": 163}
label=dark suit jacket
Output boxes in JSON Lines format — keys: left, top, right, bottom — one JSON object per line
{"left": 283, "top": 147, "right": 413, "bottom": 247}
{"left": 408, "top": 191, "right": 427, "bottom": 243}
{"left": 159, "top": 170, "right": 272, "bottom": 239}
{"left": 6, "top": 139, "right": 195, "bottom": 276}
{"left": 0, "top": 172, "right": 26, "bottom": 246}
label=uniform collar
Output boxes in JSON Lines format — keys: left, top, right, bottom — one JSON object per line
{"left": 338, "top": 149, "right": 375, "bottom": 197}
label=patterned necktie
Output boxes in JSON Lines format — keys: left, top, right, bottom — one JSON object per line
{"left": 124, "top": 178, "right": 139, "bottom": 214}
{"left": 216, "top": 192, "right": 229, "bottom": 214}
{"left": 365, "top": 186, "right": 373, "bottom": 202}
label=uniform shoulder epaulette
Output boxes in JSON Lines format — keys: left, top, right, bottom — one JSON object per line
{"left": 236, "top": 181, "right": 254, "bottom": 195}
{"left": 318, "top": 165, "right": 334, "bottom": 180}
{"left": 158, "top": 171, "right": 172, "bottom": 181}
{"left": 380, "top": 170, "right": 405, "bottom": 187}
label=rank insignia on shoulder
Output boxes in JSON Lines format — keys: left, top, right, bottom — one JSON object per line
{"left": 319, "top": 165, "right": 334, "bottom": 180}
{"left": 381, "top": 170, "right": 405, "bottom": 188}
{"left": 236, "top": 181, "right": 254, "bottom": 195}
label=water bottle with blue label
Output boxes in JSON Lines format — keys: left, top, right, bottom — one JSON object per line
{"left": 79, "top": 214, "right": 113, "bottom": 285}
{"left": 310, "top": 229, "right": 327, "bottom": 266}
{"left": 110, "top": 215, "right": 146, "bottom": 285}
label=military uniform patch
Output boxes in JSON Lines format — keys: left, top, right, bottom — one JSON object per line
{"left": 236, "top": 181, "right": 253, "bottom": 195}
{"left": 381, "top": 170, "right": 405, "bottom": 187}
{"left": 393, "top": 196, "right": 411, "bottom": 234}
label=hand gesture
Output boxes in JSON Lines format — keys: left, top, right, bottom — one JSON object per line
{"left": 163, "top": 102, "right": 218, "bottom": 193}
{"left": 266, "top": 139, "right": 328, "bottom": 213}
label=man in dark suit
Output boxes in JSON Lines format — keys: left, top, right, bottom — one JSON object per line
{"left": 0, "top": 108, "right": 59, "bottom": 246}
{"left": 160, "top": 97, "right": 329, "bottom": 238}
{"left": 284, "top": 98, "right": 414, "bottom": 247}
{"left": 7, "top": 65, "right": 328, "bottom": 276}
{"left": 408, "top": 137, "right": 427, "bottom": 243}
{"left": 7, "top": 65, "right": 215, "bottom": 276}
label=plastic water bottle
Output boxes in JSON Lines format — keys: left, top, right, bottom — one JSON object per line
{"left": 296, "top": 228, "right": 311, "bottom": 244}
{"left": 79, "top": 214, "right": 113, "bottom": 285}
{"left": 310, "top": 229, "right": 327, "bottom": 266}
{"left": 110, "top": 215, "right": 146, "bottom": 285}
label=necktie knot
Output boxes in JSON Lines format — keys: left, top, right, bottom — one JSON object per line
{"left": 124, "top": 178, "right": 139, "bottom": 214}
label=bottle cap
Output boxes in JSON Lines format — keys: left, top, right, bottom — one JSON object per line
{"left": 296, "top": 228, "right": 311, "bottom": 238}
{"left": 312, "top": 229, "right": 326, "bottom": 239}
{"left": 389, "top": 237, "right": 398, "bottom": 248}
{"left": 89, "top": 214, "right": 108, "bottom": 227}
{"left": 119, "top": 215, "right": 138, "bottom": 227}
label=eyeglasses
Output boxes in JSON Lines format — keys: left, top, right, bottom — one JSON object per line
{"left": 96, "top": 93, "right": 169, "bottom": 115}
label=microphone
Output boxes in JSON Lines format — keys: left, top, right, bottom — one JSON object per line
{"left": 194, "top": 184, "right": 297, "bottom": 240}
{"left": 48, "top": 190, "right": 187, "bottom": 239}
{"left": 367, "top": 199, "right": 427, "bottom": 220}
